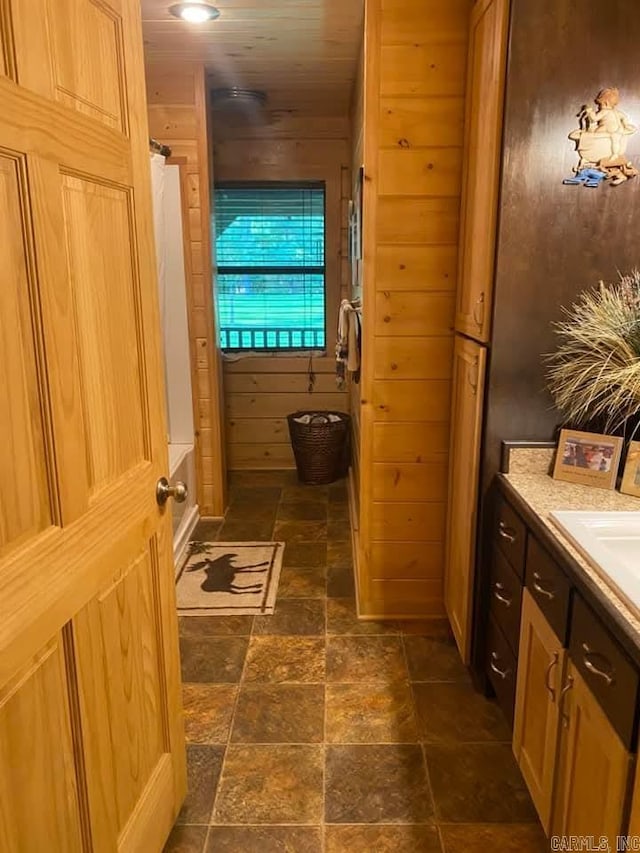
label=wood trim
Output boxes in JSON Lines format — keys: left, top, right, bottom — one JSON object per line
{"left": 146, "top": 62, "right": 226, "bottom": 515}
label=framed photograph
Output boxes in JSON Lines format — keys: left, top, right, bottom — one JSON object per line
{"left": 553, "top": 429, "right": 623, "bottom": 490}
{"left": 620, "top": 440, "right": 640, "bottom": 498}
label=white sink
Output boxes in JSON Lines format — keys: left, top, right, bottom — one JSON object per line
{"left": 550, "top": 511, "right": 640, "bottom": 616}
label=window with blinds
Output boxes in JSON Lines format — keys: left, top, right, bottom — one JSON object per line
{"left": 214, "top": 183, "right": 326, "bottom": 351}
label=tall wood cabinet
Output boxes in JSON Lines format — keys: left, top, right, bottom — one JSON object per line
{"left": 445, "top": 0, "right": 510, "bottom": 658}
{"left": 455, "top": 0, "right": 510, "bottom": 342}
{"left": 444, "top": 337, "right": 486, "bottom": 660}
{"left": 352, "top": 0, "right": 471, "bottom": 619}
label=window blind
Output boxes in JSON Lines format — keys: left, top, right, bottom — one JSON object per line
{"left": 214, "top": 184, "right": 326, "bottom": 351}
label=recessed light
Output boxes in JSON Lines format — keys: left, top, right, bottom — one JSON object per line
{"left": 169, "top": 3, "right": 220, "bottom": 23}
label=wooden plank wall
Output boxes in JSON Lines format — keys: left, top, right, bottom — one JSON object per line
{"left": 357, "top": 0, "right": 471, "bottom": 618}
{"left": 212, "top": 114, "right": 350, "bottom": 469}
{"left": 146, "top": 62, "right": 227, "bottom": 516}
{"left": 349, "top": 40, "right": 365, "bottom": 523}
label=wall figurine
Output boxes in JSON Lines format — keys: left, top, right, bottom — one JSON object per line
{"left": 563, "top": 88, "right": 638, "bottom": 187}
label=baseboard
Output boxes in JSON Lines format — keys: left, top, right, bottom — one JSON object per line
{"left": 174, "top": 503, "right": 199, "bottom": 576}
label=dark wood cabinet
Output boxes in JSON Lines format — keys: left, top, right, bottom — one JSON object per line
{"left": 490, "top": 477, "right": 640, "bottom": 844}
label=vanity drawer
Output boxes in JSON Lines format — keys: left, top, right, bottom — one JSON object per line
{"left": 489, "top": 548, "right": 523, "bottom": 656}
{"left": 494, "top": 495, "right": 526, "bottom": 578}
{"left": 486, "top": 614, "right": 517, "bottom": 726}
{"left": 569, "top": 594, "right": 640, "bottom": 749}
{"left": 525, "top": 537, "right": 570, "bottom": 643}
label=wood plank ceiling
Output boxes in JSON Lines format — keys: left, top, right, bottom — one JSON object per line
{"left": 140, "top": 0, "right": 365, "bottom": 118}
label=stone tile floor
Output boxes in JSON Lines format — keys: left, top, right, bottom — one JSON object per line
{"left": 165, "top": 471, "right": 548, "bottom": 853}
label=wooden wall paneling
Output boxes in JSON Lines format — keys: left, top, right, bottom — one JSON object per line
{"left": 372, "top": 422, "right": 450, "bottom": 463}
{"left": 146, "top": 62, "right": 226, "bottom": 516}
{"left": 372, "top": 337, "right": 453, "bottom": 380}
{"left": 367, "top": 579, "right": 446, "bottom": 618}
{"left": 141, "top": 0, "right": 364, "bottom": 119}
{"left": 375, "top": 244, "right": 458, "bottom": 291}
{"left": 212, "top": 126, "right": 349, "bottom": 470}
{"left": 356, "top": 0, "right": 471, "bottom": 619}
{"left": 374, "top": 291, "right": 455, "bottom": 336}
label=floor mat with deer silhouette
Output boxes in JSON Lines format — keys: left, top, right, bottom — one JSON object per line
{"left": 176, "top": 541, "right": 285, "bottom": 616}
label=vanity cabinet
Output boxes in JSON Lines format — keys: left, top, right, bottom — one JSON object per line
{"left": 553, "top": 661, "right": 631, "bottom": 843}
{"left": 513, "top": 589, "right": 633, "bottom": 842}
{"left": 496, "top": 479, "right": 640, "bottom": 844}
{"left": 484, "top": 494, "right": 526, "bottom": 721}
{"left": 513, "top": 589, "right": 565, "bottom": 833}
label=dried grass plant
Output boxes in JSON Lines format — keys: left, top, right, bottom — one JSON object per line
{"left": 546, "top": 270, "right": 640, "bottom": 433}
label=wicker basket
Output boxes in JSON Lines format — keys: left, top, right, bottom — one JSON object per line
{"left": 287, "top": 411, "right": 351, "bottom": 485}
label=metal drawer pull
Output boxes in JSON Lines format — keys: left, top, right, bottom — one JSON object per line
{"left": 559, "top": 675, "right": 574, "bottom": 728}
{"left": 581, "top": 643, "right": 616, "bottom": 686}
{"left": 493, "top": 582, "right": 512, "bottom": 607}
{"left": 544, "top": 652, "right": 560, "bottom": 701}
{"left": 532, "top": 572, "right": 555, "bottom": 600}
{"left": 473, "top": 291, "right": 485, "bottom": 327}
{"left": 498, "top": 521, "right": 516, "bottom": 543}
{"left": 489, "top": 651, "right": 511, "bottom": 680}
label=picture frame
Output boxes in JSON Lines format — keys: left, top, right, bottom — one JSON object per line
{"left": 552, "top": 428, "right": 623, "bottom": 490}
{"left": 620, "top": 440, "right": 640, "bottom": 498}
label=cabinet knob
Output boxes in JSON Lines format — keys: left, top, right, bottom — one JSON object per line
{"left": 498, "top": 521, "right": 516, "bottom": 543}
{"left": 581, "top": 643, "right": 616, "bottom": 687}
{"left": 492, "top": 582, "right": 512, "bottom": 607}
{"left": 559, "top": 675, "right": 574, "bottom": 728}
{"left": 489, "top": 651, "right": 511, "bottom": 680}
{"left": 544, "top": 652, "right": 559, "bottom": 702}
{"left": 532, "top": 572, "right": 555, "bottom": 600}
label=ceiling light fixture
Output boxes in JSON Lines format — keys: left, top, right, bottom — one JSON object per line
{"left": 169, "top": 2, "right": 220, "bottom": 23}
{"left": 211, "top": 88, "right": 268, "bottom": 108}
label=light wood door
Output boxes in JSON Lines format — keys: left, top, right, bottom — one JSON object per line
{"left": 552, "top": 661, "right": 631, "bottom": 845}
{"left": 625, "top": 735, "right": 640, "bottom": 837}
{"left": 444, "top": 335, "right": 487, "bottom": 662}
{"left": 513, "top": 590, "right": 565, "bottom": 833}
{"left": 0, "top": 2, "right": 185, "bottom": 850}
{"left": 455, "top": 0, "right": 510, "bottom": 342}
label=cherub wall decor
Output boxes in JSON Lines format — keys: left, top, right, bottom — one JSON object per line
{"left": 563, "top": 88, "right": 638, "bottom": 188}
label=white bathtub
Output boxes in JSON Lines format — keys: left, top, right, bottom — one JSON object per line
{"left": 169, "top": 442, "right": 199, "bottom": 572}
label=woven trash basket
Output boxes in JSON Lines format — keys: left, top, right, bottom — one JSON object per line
{"left": 287, "top": 411, "right": 351, "bottom": 485}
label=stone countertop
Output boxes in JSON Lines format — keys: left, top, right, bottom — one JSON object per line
{"left": 502, "top": 467, "right": 640, "bottom": 645}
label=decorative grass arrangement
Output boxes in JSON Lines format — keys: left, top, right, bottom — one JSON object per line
{"left": 546, "top": 271, "right": 640, "bottom": 433}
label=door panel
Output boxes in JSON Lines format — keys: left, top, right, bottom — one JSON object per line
{"left": 74, "top": 541, "right": 170, "bottom": 848}
{"left": 455, "top": 0, "right": 509, "bottom": 341}
{"left": 513, "top": 590, "right": 564, "bottom": 832}
{"left": 553, "top": 662, "right": 630, "bottom": 844}
{"left": 48, "top": 0, "right": 126, "bottom": 131}
{"left": 0, "top": 0, "right": 186, "bottom": 847}
{"left": 62, "top": 175, "right": 148, "bottom": 494}
{"left": 0, "top": 153, "right": 53, "bottom": 556}
{"left": 0, "top": 635, "right": 83, "bottom": 852}
{"left": 444, "top": 335, "right": 487, "bottom": 662}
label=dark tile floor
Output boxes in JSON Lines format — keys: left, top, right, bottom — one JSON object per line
{"left": 165, "top": 471, "right": 547, "bottom": 853}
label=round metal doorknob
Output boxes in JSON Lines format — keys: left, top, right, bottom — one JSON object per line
{"left": 156, "top": 477, "right": 188, "bottom": 506}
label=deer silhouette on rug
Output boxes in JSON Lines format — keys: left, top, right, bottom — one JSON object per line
{"left": 186, "top": 553, "right": 269, "bottom": 595}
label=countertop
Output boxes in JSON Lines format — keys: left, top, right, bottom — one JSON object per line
{"left": 500, "top": 447, "right": 640, "bottom": 654}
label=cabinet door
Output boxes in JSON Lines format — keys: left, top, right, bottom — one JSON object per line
{"left": 444, "top": 336, "right": 487, "bottom": 662}
{"left": 513, "top": 590, "right": 565, "bottom": 833}
{"left": 455, "top": 0, "right": 510, "bottom": 342}
{"left": 553, "top": 662, "right": 631, "bottom": 845}
{"left": 626, "top": 737, "right": 640, "bottom": 837}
